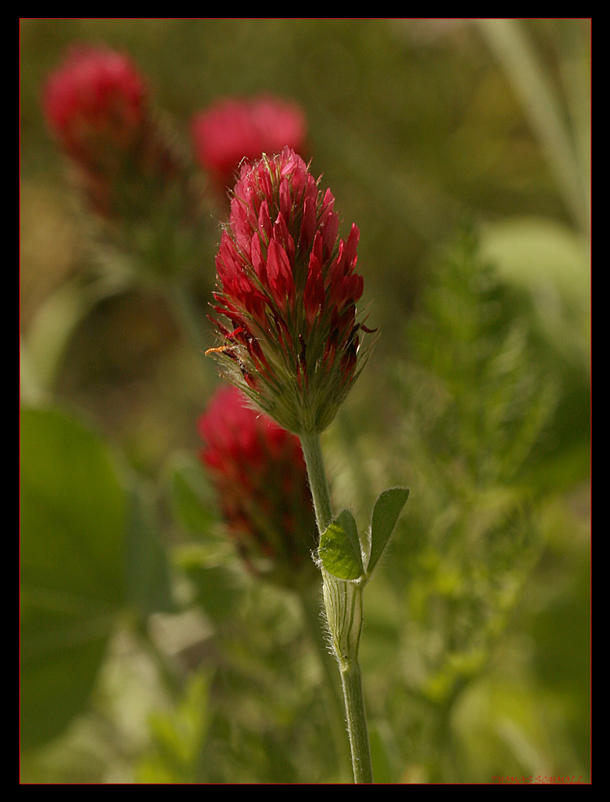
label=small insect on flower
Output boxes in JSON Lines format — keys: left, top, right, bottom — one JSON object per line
{"left": 205, "top": 346, "right": 232, "bottom": 355}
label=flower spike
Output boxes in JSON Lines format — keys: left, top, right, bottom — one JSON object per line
{"left": 207, "top": 147, "right": 376, "bottom": 434}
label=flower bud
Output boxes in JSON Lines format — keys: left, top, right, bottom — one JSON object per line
{"left": 198, "top": 385, "right": 318, "bottom": 589}
{"left": 207, "top": 147, "right": 375, "bottom": 433}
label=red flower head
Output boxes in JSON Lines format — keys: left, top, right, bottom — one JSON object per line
{"left": 198, "top": 385, "right": 318, "bottom": 588}
{"left": 207, "top": 147, "right": 376, "bottom": 434}
{"left": 43, "top": 45, "right": 148, "bottom": 170}
{"left": 191, "top": 96, "right": 307, "bottom": 193}
{"left": 42, "top": 46, "right": 192, "bottom": 229}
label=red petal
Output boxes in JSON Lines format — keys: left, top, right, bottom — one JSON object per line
{"left": 304, "top": 251, "right": 325, "bottom": 327}
{"left": 267, "top": 239, "right": 294, "bottom": 305}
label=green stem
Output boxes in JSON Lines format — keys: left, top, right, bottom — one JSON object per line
{"left": 299, "top": 431, "right": 334, "bottom": 533}
{"left": 339, "top": 659, "right": 374, "bottom": 784}
{"left": 299, "top": 431, "right": 374, "bottom": 784}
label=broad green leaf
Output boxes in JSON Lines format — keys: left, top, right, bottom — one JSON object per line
{"left": 318, "top": 509, "right": 363, "bottom": 580}
{"left": 367, "top": 487, "right": 410, "bottom": 576}
{"left": 20, "top": 406, "right": 128, "bottom": 749}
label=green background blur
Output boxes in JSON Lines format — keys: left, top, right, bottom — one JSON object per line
{"left": 20, "top": 19, "right": 590, "bottom": 784}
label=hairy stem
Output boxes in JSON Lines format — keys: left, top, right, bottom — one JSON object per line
{"left": 299, "top": 430, "right": 374, "bottom": 784}
{"left": 300, "top": 430, "right": 333, "bottom": 533}
{"left": 339, "top": 659, "right": 374, "bottom": 784}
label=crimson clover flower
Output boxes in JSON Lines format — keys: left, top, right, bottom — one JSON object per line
{"left": 191, "top": 95, "right": 307, "bottom": 193}
{"left": 42, "top": 46, "right": 194, "bottom": 228}
{"left": 207, "top": 147, "right": 375, "bottom": 434}
{"left": 43, "top": 46, "right": 147, "bottom": 165}
{"left": 198, "top": 385, "right": 318, "bottom": 588}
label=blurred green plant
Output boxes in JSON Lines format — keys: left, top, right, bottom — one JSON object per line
{"left": 392, "top": 226, "right": 555, "bottom": 672}
{"left": 135, "top": 670, "right": 213, "bottom": 783}
{"left": 358, "top": 224, "right": 589, "bottom": 782}
{"left": 475, "top": 19, "right": 590, "bottom": 238}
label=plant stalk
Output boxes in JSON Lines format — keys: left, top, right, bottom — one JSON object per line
{"left": 300, "top": 431, "right": 334, "bottom": 533}
{"left": 339, "top": 658, "right": 373, "bottom": 784}
{"left": 299, "top": 430, "right": 374, "bottom": 784}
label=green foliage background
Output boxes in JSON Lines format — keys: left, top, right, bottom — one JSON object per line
{"left": 20, "top": 18, "right": 590, "bottom": 783}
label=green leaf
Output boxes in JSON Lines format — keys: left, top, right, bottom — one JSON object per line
{"left": 367, "top": 487, "right": 410, "bottom": 576}
{"left": 318, "top": 509, "right": 364, "bottom": 580}
{"left": 20, "top": 405, "right": 128, "bottom": 749}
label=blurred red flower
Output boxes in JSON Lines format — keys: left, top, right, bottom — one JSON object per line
{"left": 191, "top": 96, "right": 307, "bottom": 192}
{"left": 198, "top": 385, "right": 318, "bottom": 588}
{"left": 42, "top": 45, "right": 193, "bottom": 229}
{"left": 43, "top": 45, "right": 148, "bottom": 169}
